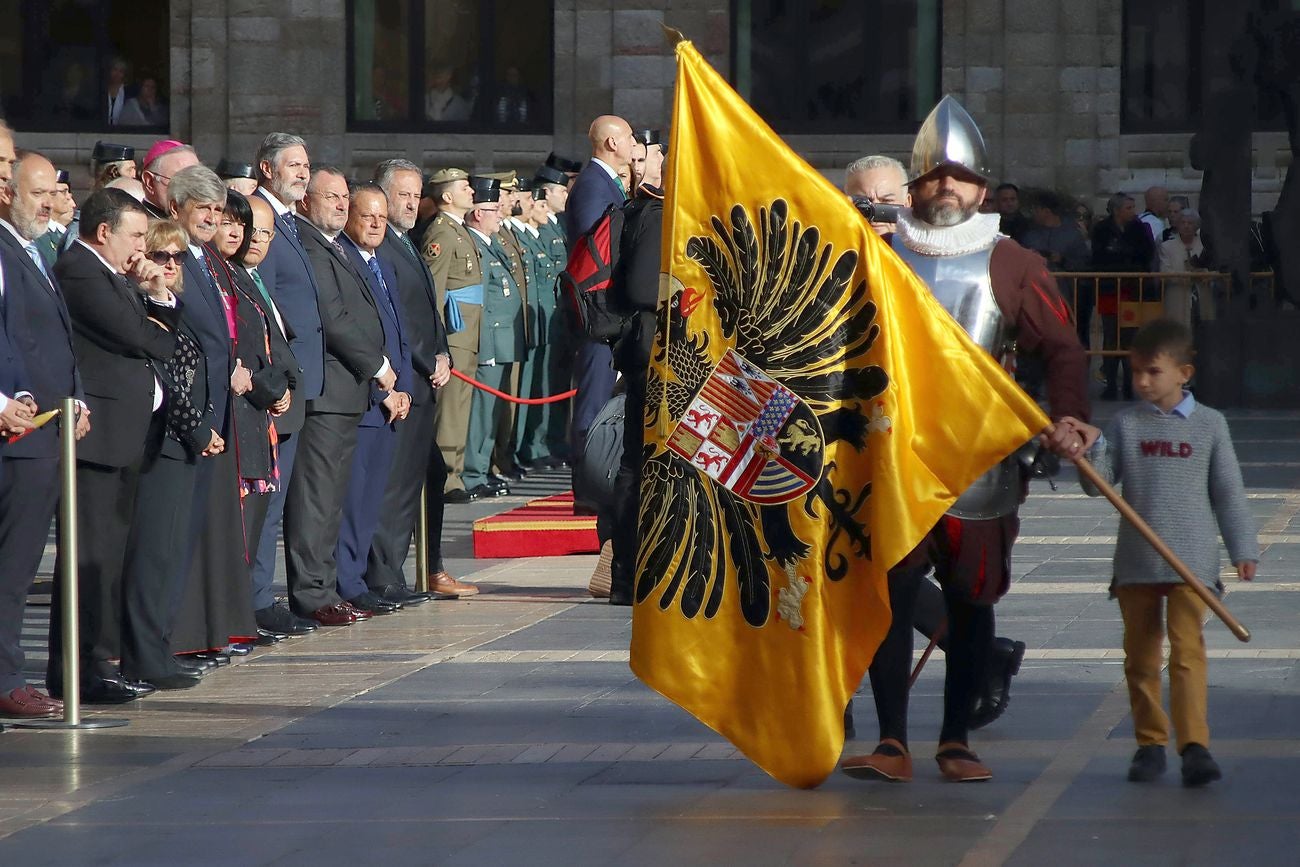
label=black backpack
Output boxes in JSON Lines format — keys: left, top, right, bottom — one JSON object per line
{"left": 559, "top": 203, "right": 627, "bottom": 343}
{"left": 573, "top": 392, "right": 626, "bottom": 514}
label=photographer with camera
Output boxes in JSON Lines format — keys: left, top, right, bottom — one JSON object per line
{"left": 845, "top": 155, "right": 908, "bottom": 236}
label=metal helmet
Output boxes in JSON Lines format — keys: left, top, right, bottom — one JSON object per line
{"left": 909, "top": 95, "right": 992, "bottom": 185}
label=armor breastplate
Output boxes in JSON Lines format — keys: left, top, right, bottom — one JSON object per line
{"left": 892, "top": 235, "right": 1021, "bottom": 520}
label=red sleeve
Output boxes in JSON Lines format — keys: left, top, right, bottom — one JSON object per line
{"left": 990, "top": 239, "right": 1090, "bottom": 422}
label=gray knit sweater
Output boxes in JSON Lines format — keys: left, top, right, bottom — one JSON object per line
{"left": 1082, "top": 401, "right": 1259, "bottom": 590}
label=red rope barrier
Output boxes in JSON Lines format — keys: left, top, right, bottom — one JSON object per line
{"left": 449, "top": 368, "right": 577, "bottom": 405}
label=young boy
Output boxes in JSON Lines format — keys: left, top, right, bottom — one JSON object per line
{"left": 1065, "top": 318, "right": 1259, "bottom": 787}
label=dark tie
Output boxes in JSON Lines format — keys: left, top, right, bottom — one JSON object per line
{"left": 279, "top": 212, "right": 300, "bottom": 244}
{"left": 366, "top": 255, "right": 401, "bottom": 327}
{"left": 399, "top": 232, "right": 418, "bottom": 261}
{"left": 330, "top": 236, "right": 348, "bottom": 259}
{"left": 24, "top": 242, "right": 52, "bottom": 286}
{"left": 249, "top": 268, "right": 276, "bottom": 314}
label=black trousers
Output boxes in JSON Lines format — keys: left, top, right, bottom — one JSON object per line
{"left": 867, "top": 566, "right": 994, "bottom": 748}
{"left": 609, "top": 315, "right": 654, "bottom": 599}
{"left": 569, "top": 338, "right": 617, "bottom": 478}
{"left": 283, "top": 410, "right": 361, "bottom": 614}
{"left": 48, "top": 445, "right": 152, "bottom": 683}
{"left": 120, "top": 452, "right": 197, "bottom": 680}
{"left": 367, "top": 396, "right": 446, "bottom": 589}
{"left": 0, "top": 456, "right": 59, "bottom": 692}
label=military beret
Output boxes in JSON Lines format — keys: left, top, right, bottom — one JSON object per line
{"left": 92, "top": 141, "right": 134, "bottom": 163}
{"left": 55, "top": 170, "right": 70, "bottom": 185}
{"left": 428, "top": 167, "right": 470, "bottom": 185}
{"left": 486, "top": 170, "right": 518, "bottom": 191}
{"left": 216, "top": 158, "right": 256, "bottom": 180}
{"left": 545, "top": 152, "right": 582, "bottom": 174}
{"left": 533, "top": 165, "right": 568, "bottom": 187}
{"left": 469, "top": 175, "right": 501, "bottom": 204}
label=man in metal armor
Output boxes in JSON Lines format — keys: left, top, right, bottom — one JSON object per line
{"left": 841, "top": 96, "right": 1094, "bottom": 784}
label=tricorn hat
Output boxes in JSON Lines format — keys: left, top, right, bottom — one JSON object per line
{"left": 92, "top": 141, "right": 134, "bottom": 163}
{"left": 909, "top": 95, "right": 992, "bottom": 185}
{"left": 533, "top": 165, "right": 568, "bottom": 187}
{"left": 216, "top": 158, "right": 256, "bottom": 180}
{"left": 545, "top": 152, "right": 582, "bottom": 174}
{"left": 55, "top": 169, "right": 70, "bottom": 185}
{"left": 469, "top": 175, "right": 501, "bottom": 204}
{"left": 634, "top": 129, "right": 663, "bottom": 147}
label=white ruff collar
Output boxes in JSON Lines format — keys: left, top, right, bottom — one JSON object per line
{"left": 895, "top": 210, "right": 1003, "bottom": 256}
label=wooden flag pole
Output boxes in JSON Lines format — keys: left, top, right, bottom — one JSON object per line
{"left": 1059, "top": 432, "right": 1251, "bottom": 642}
{"left": 909, "top": 623, "right": 945, "bottom": 689}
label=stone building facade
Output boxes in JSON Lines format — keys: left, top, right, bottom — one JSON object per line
{"left": 15, "top": 0, "right": 1289, "bottom": 215}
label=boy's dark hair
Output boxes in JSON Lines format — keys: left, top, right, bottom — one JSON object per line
{"left": 1131, "top": 318, "right": 1194, "bottom": 365}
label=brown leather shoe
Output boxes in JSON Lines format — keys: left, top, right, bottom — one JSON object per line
{"left": 936, "top": 742, "right": 992, "bottom": 782}
{"left": 841, "top": 738, "right": 912, "bottom": 782}
{"left": 429, "top": 571, "right": 478, "bottom": 597}
{"left": 0, "top": 687, "right": 61, "bottom": 718}
{"left": 24, "top": 685, "right": 62, "bottom": 710}
{"left": 308, "top": 603, "right": 358, "bottom": 626}
{"left": 337, "top": 601, "right": 373, "bottom": 621}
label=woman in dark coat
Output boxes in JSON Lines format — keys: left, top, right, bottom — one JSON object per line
{"left": 171, "top": 190, "right": 275, "bottom": 658}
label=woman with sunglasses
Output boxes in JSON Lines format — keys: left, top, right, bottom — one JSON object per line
{"left": 116, "top": 220, "right": 215, "bottom": 689}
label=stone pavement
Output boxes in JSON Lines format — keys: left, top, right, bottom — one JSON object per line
{"left": 1, "top": 406, "right": 1299, "bottom": 866}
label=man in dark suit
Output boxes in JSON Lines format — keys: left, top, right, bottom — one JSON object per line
{"left": 336, "top": 184, "right": 414, "bottom": 615}
{"left": 564, "top": 116, "right": 634, "bottom": 482}
{"left": 48, "top": 189, "right": 179, "bottom": 703}
{"left": 249, "top": 132, "right": 326, "bottom": 638}
{"left": 365, "top": 159, "right": 469, "bottom": 601}
{"left": 285, "top": 167, "right": 393, "bottom": 626}
{"left": 0, "top": 150, "right": 86, "bottom": 715}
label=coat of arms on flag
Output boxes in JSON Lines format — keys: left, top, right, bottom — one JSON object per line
{"left": 666, "top": 349, "right": 821, "bottom": 504}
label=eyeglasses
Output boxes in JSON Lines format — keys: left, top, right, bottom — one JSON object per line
{"left": 146, "top": 250, "right": 187, "bottom": 266}
{"left": 147, "top": 171, "right": 171, "bottom": 184}
{"left": 249, "top": 227, "right": 275, "bottom": 241}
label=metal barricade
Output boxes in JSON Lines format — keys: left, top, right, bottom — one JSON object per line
{"left": 1054, "top": 270, "right": 1276, "bottom": 357}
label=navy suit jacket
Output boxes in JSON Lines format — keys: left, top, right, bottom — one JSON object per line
{"left": 255, "top": 189, "right": 326, "bottom": 401}
{"left": 564, "top": 160, "right": 625, "bottom": 240}
{"left": 0, "top": 230, "right": 82, "bottom": 458}
{"left": 0, "top": 294, "right": 29, "bottom": 432}
{"left": 341, "top": 236, "right": 413, "bottom": 428}
{"left": 180, "top": 246, "right": 234, "bottom": 438}
{"left": 380, "top": 227, "right": 449, "bottom": 406}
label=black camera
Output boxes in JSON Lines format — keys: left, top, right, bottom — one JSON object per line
{"left": 851, "top": 196, "right": 901, "bottom": 225}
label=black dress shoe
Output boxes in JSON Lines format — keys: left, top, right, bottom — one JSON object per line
{"left": 226, "top": 644, "right": 252, "bottom": 656}
{"left": 147, "top": 672, "right": 203, "bottom": 691}
{"left": 173, "top": 659, "right": 208, "bottom": 676}
{"left": 254, "top": 628, "right": 287, "bottom": 646}
{"left": 256, "top": 602, "right": 318, "bottom": 636}
{"left": 444, "top": 487, "right": 479, "bottom": 504}
{"left": 192, "top": 651, "right": 232, "bottom": 667}
{"left": 545, "top": 457, "right": 570, "bottom": 470}
{"left": 121, "top": 679, "right": 157, "bottom": 699}
{"left": 78, "top": 677, "right": 143, "bottom": 704}
{"left": 482, "top": 479, "right": 510, "bottom": 497}
{"left": 374, "top": 584, "right": 437, "bottom": 606}
{"left": 493, "top": 467, "right": 526, "bottom": 482}
{"left": 178, "top": 655, "right": 218, "bottom": 672}
{"left": 346, "top": 591, "right": 401, "bottom": 614}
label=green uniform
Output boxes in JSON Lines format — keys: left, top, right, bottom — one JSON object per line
{"left": 33, "top": 227, "right": 66, "bottom": 270}
{"left": 514, "top": 221, "right": 562, "bottom": 464}
{"left": 463, "top": 230, "right": 525, "bottom": 490}
{"left": 537, "top": 214, "right": 574, "bottom": 460}
{"left": 490, "top": 224, "right": 532, "bottom": 476}
{"left": 423, "top": 211, "right": 482, "bottom": 492}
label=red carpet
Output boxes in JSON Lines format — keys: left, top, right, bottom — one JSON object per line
{"left": 472, "top": 491, "right": 601, "bottom": 558}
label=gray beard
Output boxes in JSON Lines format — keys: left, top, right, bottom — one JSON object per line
{"left": 913, "top": 198, "right": 978, "bottom": 228}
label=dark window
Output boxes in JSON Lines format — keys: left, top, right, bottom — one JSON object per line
{"left": 348, "top": 0, "right": 553, "bottom": 132}
{"left": 732, "top": 0, "right": 941, "bottom": 134}
{"left": 1121, "top": 0, "right": 1285, "bottom": 132}
{"left": 0, "top": 0, "right": 170, "bottom": 132}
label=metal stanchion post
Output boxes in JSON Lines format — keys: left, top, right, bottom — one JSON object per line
{"left": 11, "top": 398, "right": 127, "bottom": 730}
{"left": 414, "top": 484, "right": 430, "bottom": 594}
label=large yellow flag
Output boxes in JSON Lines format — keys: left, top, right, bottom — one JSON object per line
{"left": 628, "top": 39, "right": 1051, "bottom": 789}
